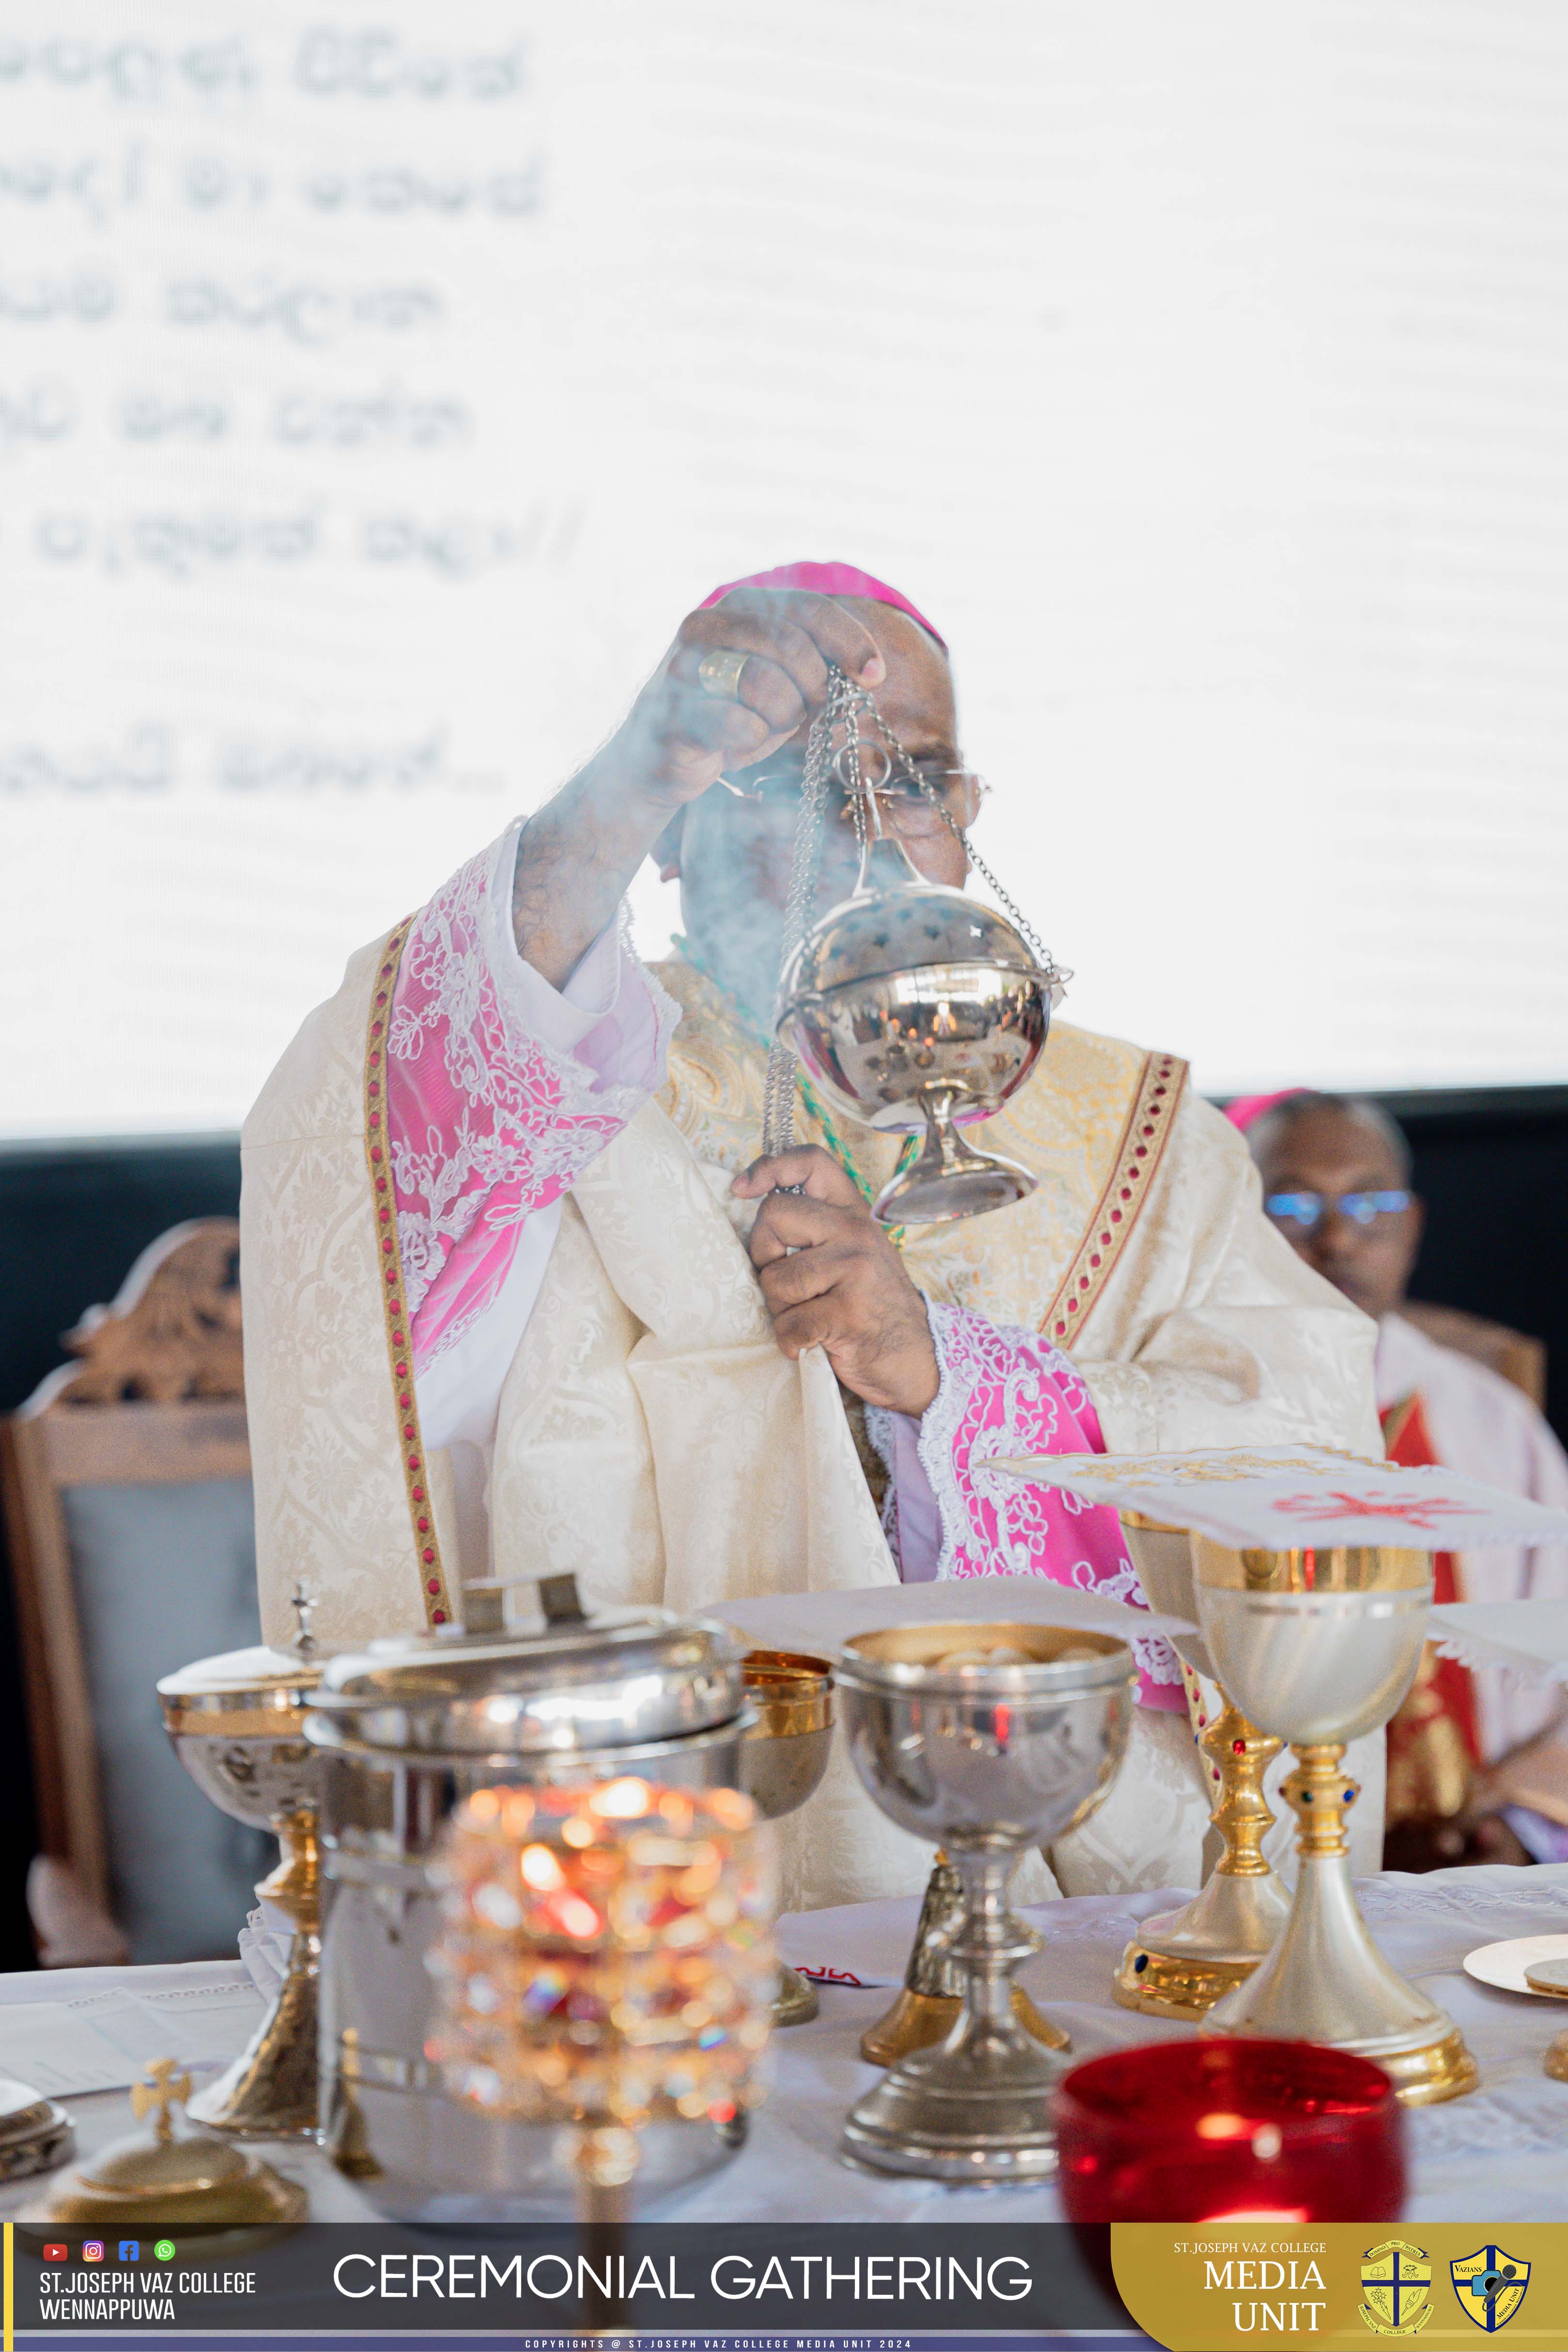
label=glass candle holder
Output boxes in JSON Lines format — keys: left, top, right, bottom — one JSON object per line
{"left": 430, "top": 1778, "right": 774, "bottom": 2323}
{"left": 1055, "top": 2039, "right": 1405, "bottom": 2224}
{"left": 430, "top": 1778, "right": 775, "bottom": 2138}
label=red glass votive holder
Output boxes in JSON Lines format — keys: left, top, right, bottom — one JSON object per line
{"left": 1055, "top": 2039, "right": 1405, "bottom": 2224}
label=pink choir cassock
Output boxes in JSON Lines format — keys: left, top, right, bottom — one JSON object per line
{"left": 384, "top": 833, "right": 1181, "bottom": 1711}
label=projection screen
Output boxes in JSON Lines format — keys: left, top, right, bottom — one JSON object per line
{"left": 4, "top": 2, "right": 1567, "bottom": 1135}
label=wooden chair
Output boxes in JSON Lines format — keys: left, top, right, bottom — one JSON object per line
{"left": 0, "top": 1221, "right": 269, "bottom": 1966}
{"left": 1399, "top": 1300, "right": 1548, "bottom": 1413}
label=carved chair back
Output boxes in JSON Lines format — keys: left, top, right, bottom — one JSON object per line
{"left": 0, "top": 1220, "right": 266, "bottom": 1964}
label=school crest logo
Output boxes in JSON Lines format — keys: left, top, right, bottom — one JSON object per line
{"left": 1360, "top": 2241, "right": 1432, "bottom": 2335}
{"left": 1450, "top": 2247, "right": 1530, "bottom": 2332}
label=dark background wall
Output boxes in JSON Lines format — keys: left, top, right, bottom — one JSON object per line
{"left": 1, "top": 1088, "right": 1566, "bottom": 1975}
{"left": 1386, "top": 1087, "right": 1568, "bottom": 1445}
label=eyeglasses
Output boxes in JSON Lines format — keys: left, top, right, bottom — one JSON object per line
{"left": 1265, "top": 1190, "right": 1412, "bottom": 1234}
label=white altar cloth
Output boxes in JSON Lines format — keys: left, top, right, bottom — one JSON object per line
{"left": 3, "top": 1864, "right": 1568, "bottom": 2225}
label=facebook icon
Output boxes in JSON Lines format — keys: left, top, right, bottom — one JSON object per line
{"left": 118, "top": 2242, "right": 139, "bottom": 2262}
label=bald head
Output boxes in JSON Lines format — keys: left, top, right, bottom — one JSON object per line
{"left": 1248, "top": 1093, "right": 1422, "bottom": 1320}
{"left": 1250, "top": 1093, "right": 1412, "bottom": 1186}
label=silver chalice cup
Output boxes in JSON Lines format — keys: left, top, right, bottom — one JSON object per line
{"left": 835, "top": 1621, "right": 1134, "bottom": 2181}
{"left": 776, "top": 823, "right": 1052, "bottom": 1228}
{"left": 1195, "top": 1539, "right": 1479, "bottom": 2105}
{"left": 157, "top": 1635, "right": 323, "bottom": 2138}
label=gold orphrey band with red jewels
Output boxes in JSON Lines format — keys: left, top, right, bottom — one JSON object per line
{"left": 364, "top": 916, "right": 454, "bottom": 1630}
{"left": 1042, "top": 1050, "right": 1187, "bottom": 1344}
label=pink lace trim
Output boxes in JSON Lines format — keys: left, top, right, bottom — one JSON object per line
{"left": 916, "top": 1300, "right": 1184, "bottom": 1709}
{"left": 386, "top": 830, "right": 675, "bottom": 1374}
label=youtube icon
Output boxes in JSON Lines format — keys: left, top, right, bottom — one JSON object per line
{"left": 41, "top": 2244, "right": 66, "bottom": 2263}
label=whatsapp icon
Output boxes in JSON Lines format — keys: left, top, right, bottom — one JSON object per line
{"left": 154, "top": 2241, "right": 175, "bottom": 2261}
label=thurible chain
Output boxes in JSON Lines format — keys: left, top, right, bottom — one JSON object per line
{"left": 759, "top": 665, "right": 1067, "bottom": 1169}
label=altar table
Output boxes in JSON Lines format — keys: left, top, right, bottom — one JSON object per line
{"left": 3, "top": 1863, "right": 1568, "bottom": 2224}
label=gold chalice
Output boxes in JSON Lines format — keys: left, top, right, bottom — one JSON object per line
{"left": 1111, "top": 1515, "right": 1291, "bottom": 2020}
{"left": 1195, "top": 1538, "right": 1478, "bottom": 2104}
{"left": 736, "top": 1650, "right": 834, "bottom": 2026}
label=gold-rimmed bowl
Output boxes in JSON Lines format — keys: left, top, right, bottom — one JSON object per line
{"left": 157, "top": 1642, "right": 324, "bottom": 2138}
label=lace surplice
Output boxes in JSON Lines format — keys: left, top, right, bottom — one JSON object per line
{"left": 870, "top": 1302, "right": 1184, "bottom": 1708}
{"left": 385, "top": 826, "right": 675, "bottom": 1377}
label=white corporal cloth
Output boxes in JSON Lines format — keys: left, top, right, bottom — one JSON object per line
{"left": 717, "top": 1575, "right": 1200, "bottom": 1656}
{"left": 989, "top": 1442, "right": 1568, "bottom": 1552}
{"left": 8, "top": 1866, "right": 1568, "bottom": 2228}
{"left": 1431, "top": 1602, "right": 1568, "bottom": 1689}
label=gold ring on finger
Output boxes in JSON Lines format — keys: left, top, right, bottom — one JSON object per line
{"left": 697, "top": 648, "right": 750, "bottom": 701}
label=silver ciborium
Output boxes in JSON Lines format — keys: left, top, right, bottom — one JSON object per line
{"left": 736, "top": 1649, "right": 834, "bottom": 2027}
{"left": 156, "top": 1606, "right": 323, "bottom": 2138}
{"left": 1195, "top": 1539, "right": 1479, "bottom": 2105}
{"left": 835, "top": 1621, "right": 1134, "bottom": 2180}
{"left": 306, "top": 1573, "right": 755, "bottom": 2216}
{"left": 777, "top": 810, "right": 1054, "bottom": 1228}
{"left": 1111, "top": 1515, "right": 1291, "bottom": 2020}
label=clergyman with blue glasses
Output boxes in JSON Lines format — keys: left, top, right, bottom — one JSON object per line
{"left": 1237, "top": 1089, "right": 1568, "bottom": 1875}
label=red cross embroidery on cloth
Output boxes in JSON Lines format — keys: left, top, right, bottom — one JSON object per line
{"left": 1269, "top": 1490, "right": 1475, "bottom": 1531}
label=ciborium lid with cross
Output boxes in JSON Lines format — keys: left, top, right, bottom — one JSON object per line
{"left": 22, "top": 2058, "right": 306, "bottom": 2226}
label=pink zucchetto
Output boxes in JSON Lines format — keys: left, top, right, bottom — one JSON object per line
{"left": 1225, "top": 1089, "right": 1308, "bottom": 1134}
{"left": 699, "top": 560, "right": 947, "bottom": 651}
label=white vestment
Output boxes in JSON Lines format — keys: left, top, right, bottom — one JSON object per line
{"left": 1378, "top": 1312, "right": 1568, "bottom": 1799}
{"left": 241, "top": 833, "right": 1384, "bottom": 1905}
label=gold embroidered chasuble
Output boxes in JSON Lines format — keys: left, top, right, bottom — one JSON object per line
{"left": 242, "top": 936, "right": 1383, "bottom": 1908}
{"left": 652, "top": 959, "right": 1379, "bottom": 1465}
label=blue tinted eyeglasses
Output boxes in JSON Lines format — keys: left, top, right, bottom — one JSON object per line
{"left": 1265, "top": 1190, "right": 1412, "bottom": 1234}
